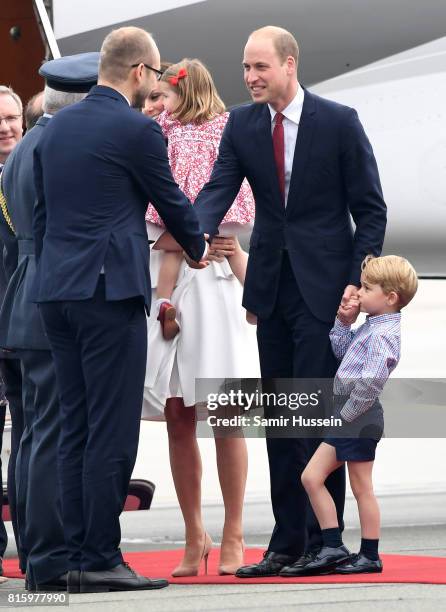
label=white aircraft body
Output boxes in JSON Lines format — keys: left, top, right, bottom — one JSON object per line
{"left": 49, "top": 0, "right": 446, "bottom": 276}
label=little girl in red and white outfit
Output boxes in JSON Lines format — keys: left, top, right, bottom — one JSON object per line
{"left": 145, "top": 59, "right": 255, "bottom": 338}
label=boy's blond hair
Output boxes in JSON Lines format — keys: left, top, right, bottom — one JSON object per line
{"left": 161, "top": 58, "right": 225, "bottom": 125}
{"left": 361, "top": 255, "right": 418, "bottom": 308}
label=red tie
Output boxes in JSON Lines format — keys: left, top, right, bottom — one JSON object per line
{"left": 272, "top": 112, "right": 285, "bottom": 202}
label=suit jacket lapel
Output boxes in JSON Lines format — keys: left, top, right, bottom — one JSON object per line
{"left": 256, "top": 105, "right": 283, "bottom": 201}
{"left": 287, "top": 90, "right": 317, "bottom": 208}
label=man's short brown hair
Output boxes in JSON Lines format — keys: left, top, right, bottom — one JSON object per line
{"left": 249, "top": 26, "right": 299, "bottom": 65}
{"left": 25, "top": 91, "right": 44, "bottom": 130}
{"left": 99, "top": 27, "right": 157, "bottom": 84}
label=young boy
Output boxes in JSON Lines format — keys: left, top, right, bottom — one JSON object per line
{"left": 293, "top": 255, "right": 418, "bottom": 576}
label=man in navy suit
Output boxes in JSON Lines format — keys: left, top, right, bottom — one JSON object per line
{"left": 194, "top": 26, "right": 387, "bottom": 577}
{"left": 33, "top": 27, "right": 207, "bottom": 593}
{"left": 0, "top": 54, "right": 103, "bottom": 592}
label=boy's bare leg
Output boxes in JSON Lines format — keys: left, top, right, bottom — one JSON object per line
{"left": 333, "top": 460, "right": 382, "bottom": 573}
{"left": 301, "top": 442, "right": 344, "bottom": 529}
{"left": 348, "top": 461, "right": 380, "bottom": 539}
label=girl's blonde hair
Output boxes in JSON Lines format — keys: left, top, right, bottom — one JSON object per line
{"left": 161, "top": 58, "right": 225, "bottom": 125}
{"left": 361, "top": 255, "right": 418, "bottom": 308}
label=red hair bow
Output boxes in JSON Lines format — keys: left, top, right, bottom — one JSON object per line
{"left": 168, "top": 68, "right": 188, "bottom": 86}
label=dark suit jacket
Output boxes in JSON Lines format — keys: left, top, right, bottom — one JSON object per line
{"left": 0, "top": 163, "right": 20, "bottom": 356}
{"left": 194, "top": 89, "right": 387, "bottom": 322}
{"left": 32, "top": 85, "right": 205, "bottom": 309}
{"left": 0, "top": 117, "right": 51, "bottom": 350}
{"left": 0, "top": 165, "right": 18, "bottom": 299}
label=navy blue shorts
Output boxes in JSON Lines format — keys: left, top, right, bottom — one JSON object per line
{"left": 324, "top": 437, "right": 378, "bottom": 462}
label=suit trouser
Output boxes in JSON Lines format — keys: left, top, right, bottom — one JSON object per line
{"left": 0, "top": 357, "right": 23, "bottom": 563}
{"left": 18, "top": 350, "right": 68, "bottom": 584}
{"left": 256, "top": 253, "right": 346, "bottom": 557}
{"left": 0, "top": 400, "right": 7, "bottom": 559}
{"left": 39, "top": 277, "right": 147, "bottom": 572}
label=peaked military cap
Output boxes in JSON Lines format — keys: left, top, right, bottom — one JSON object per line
{"left": 39, "top": 52, "right": 100, "bottom": 93}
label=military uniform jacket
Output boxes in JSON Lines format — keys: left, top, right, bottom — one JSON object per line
{"left": 0, "top": 116, "right": 51, "bottom": 350}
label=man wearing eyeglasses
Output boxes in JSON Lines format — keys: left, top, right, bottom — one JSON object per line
{"left": 0, "top": 85, "right": 23, "bottom": 580}
{"left": 0, "top": 87, "right": 23, "bottom": 166}
{"left": 33, "top": 27, "right": 207, "bottom": 594}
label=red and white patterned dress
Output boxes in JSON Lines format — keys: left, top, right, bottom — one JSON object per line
{"left": 145, "top": 111, "right": 255, "bottom": 226}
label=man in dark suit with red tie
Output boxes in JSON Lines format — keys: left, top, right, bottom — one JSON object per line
{"left": 194, "top": 26, "right": 387, "bottom": 577}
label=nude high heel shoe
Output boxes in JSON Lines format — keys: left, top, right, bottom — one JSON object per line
{"left": 218, "top": 539, "right": 245, "bottom": 575}
{"left": 171, "top": 532, "right": 213, "bottom": 577}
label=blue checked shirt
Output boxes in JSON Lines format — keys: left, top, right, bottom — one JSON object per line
{"left": 329, "top": 313, "right": 401, "bottom": 422}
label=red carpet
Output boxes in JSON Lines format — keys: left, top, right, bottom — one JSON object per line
{"left": 4, "top": 548, "right": 446, "bottom": 584}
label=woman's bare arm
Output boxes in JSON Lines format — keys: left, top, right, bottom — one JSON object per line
{"left": 153, "top": 231, "right": 183, "bottom": 251}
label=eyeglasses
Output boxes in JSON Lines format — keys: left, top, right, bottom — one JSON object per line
{"left": 0, "top": 115, "right": 22, "bottom": 126}
{"left": 131, "top": 63, "right": 164, "bottom": 81}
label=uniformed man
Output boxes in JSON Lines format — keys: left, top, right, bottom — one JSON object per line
{"left": 0, "top": 53, "right": 100, "bottom": 591}
{"left": 0, "top": 85, "right": 24, "bottom": 579}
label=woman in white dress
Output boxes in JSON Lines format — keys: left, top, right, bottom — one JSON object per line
{"left": 142, "top": 60, "right": 260, "bottom": 577}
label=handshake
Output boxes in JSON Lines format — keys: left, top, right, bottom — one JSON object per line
{"left": 337, "top": 285, "right": 361, "bottom": 326}
{"left": 185, "top": 235, "right": 240, "bottom": 269}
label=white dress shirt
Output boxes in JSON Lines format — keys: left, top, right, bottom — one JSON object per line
{"left": 268, "top": 85, "right": 305, "bottom": 205}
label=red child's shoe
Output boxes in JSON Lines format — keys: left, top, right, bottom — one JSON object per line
{"left": 158, "top": 301, "right": 180, "bottom": 340}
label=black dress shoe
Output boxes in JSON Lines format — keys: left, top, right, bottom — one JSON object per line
{"left": 235, "top": 551, "right": 298, "bottom": 578}
{"left": 25, "top": 575, "right": 36, "bottom": 592}
{"left": 335, "top": 552, "right": 383, "bottom": 574}
{"left": 35, "top": 572, "right": 69, "bottom": 592}
{"left": 279, "top": 550, "right": 318, "bottom": 576}
{"left": 280, "top": 545, "right": 350, "bottom": 576}
{"left": 79, "top": 563, "right": 169, "bottom": 593}
{"left": 67, "top": 570, "right": 81, "bottom": 594}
